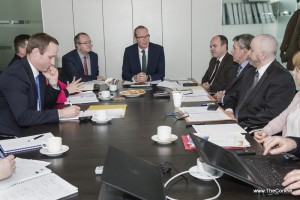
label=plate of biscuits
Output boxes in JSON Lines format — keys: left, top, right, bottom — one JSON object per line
{"left": 119, "top": 89, "right": 146, "bottom": 97}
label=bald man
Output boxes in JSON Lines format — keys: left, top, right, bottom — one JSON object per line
{"left": 224, "top": 34, "right": 295, "bottom": 128}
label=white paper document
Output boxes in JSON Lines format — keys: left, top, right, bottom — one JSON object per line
{"left": 60, "top": 109, "right": 125, "bottom": 121}
{"left": 192, "top": 124, "right": 247, "bottom": 135}
{"left": 156, "top": 81, "right": 180, "bottom": 89}
{"left": 179, "top": 107, "right": 232, "bottom": 122}
{"left": 79, "top": 82, "right": 94, "bottom": 91}
{"left": 65, "top": 91, "right": 98, "bottom": 105}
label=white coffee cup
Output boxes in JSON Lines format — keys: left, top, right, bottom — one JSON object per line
{"left": 172, "top": 92, "right": 182, "bottom": 107}
{"left": 92, "top": 110, "right": 107, "bottom": 121}
{"left": 197, "top": 157, "right": 217, "bottom": 175}
{"left": 109, "top": 84, "right": 117, "bottom": 92}
{"left": 42, "top": 137, "right": 62, "bottom": 153}
{"left": 157, "top": 126, "right": 172, "bottom": 141}
{"left": 99, "top": 90, "right": 111, "bottom": 98}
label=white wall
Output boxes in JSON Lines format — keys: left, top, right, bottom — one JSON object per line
{"left": 41, "top": 0, "right": 221, "bottom": 82}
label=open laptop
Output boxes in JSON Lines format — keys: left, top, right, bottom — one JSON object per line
{"left": 99, "top": 146, "right": 166, "bottom": 200}
{"left": 189, "top": 133, "right": 300, "bottom": 190}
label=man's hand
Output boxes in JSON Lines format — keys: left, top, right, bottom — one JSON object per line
{"left": 202, "top": 82, "right": 210, "bottom": 91}
{"left": 136, "top": 72, "right": 148, "bottom": 83}
{"left": 283, "top": 170, "right": 300, "bottom": 195}
{"left": 213, "top": 91, "right": 225, "bottom": 103}
{"left": 43, "top": 66, "right": 59, "bottom": 85}
{"left": 58, "top": 105, "right": 81, "bottom": 119}
{"left": 97, "top": 76, "right": 105, "bottom": 81}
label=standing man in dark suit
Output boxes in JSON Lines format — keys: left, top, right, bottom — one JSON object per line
{"left": 62, "top": 32, "right": 105, "bottom": 82}
{"left": 224, "top": 34, "right": 295, "bottom": 128}
{"left": 122, "top": 25, "right": 165, "bottom": 82}
{"left": 0, "top": 33, "right": 80, "bottom": 136}
{"left": 8, "top": 34, "right": 30, "bottom": 66}
{"left": 214, "top": 34, "right": 254, "bottom": 105}
{"left": 202, "top": 35, "right": 238, "bottom": 94}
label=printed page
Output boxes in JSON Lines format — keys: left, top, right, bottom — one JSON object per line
{"left": 65, "top": 91, "right": 99, "bottom": 105}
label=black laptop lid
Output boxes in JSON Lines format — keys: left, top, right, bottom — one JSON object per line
{"left": 101, "top": 146, "right": 166, "bottom": 200}
{"left": 189, "top": 133, "right": 259, "bottom": 187}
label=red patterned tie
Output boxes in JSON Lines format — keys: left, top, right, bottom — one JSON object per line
{"left": 83, "top": 56, "right": 88, "bottom": 75}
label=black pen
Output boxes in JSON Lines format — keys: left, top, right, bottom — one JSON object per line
{"left": 186, "top": 122, "right": 205, "bottom": 127}
{"left": 27, "top": 134, "right": 44, "bottom": 142}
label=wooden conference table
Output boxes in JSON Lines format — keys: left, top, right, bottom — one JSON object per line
{"left": 18, "top": 84, "right": 296, "bottom": 200}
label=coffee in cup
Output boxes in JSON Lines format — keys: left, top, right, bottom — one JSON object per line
{"left": 157, "top": 126, "right": 172, "bottom": 141}
{"left": 92, "top": 110, "right": 107, "bottom": 121}
{"left": 42, "top": 137, "right": 62, "bottom": 153}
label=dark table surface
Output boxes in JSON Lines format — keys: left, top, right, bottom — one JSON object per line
{"left": 16, "top": 85, "right": 297, "bottom": 200}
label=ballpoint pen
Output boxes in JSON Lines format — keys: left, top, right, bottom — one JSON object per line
{"left": 200, "top": 103, "right": 215, "bottom": 106}
{"left": 27, "top": 134, "right": 44, "bottom": 142}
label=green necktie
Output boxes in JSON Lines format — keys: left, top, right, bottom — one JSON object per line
{"left": 141, "top": 50, "right": 146, "bottom": 73}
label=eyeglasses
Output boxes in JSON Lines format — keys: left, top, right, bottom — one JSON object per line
{"left": 136, "top": 34, "right": 150, "bottom": 40}
{"left": 165, "top": 112, "right": 189, "bottom": 120}
{"left": 78, "top": 41, "right": 93, "bottom": 45}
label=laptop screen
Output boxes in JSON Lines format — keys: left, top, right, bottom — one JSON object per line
{"left": 189, "top": 133, "right": 255, "bottom": 184}
{"left": 101, "top": 146, "right": 166, "bottom": 200}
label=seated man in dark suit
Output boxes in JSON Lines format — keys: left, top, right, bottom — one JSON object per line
{"left": 0, "top": 33, "right": 81, "bottom": 136}
{"left": 224, "top": 34, "right": 295, "bottom": 128}
{"left": 62, "top": 32, "right": 105, "bottom": 82}
{"left": 214, "top": 34, "right": 254, "bottom": 105}
{"left": 8, "top": 34, "right": 30, "bottom": 66}
{"left": 202, "top": 35, "right": 238, "bottom": 94}
{"left": 122, "top": 25, "right": 165, "bottom": 82}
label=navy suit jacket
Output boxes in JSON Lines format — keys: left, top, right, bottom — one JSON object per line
{"left": 0, "top": 58, "right": 60, "bottom": 136}
{"left": 202, "top": 52, "right": 238, "bottom": 93}
{"left": 223, "top": 63, "right": 253, "bottom": 104}
{"left": 62, "top": 49, "right": 99, "bottom": 82}
{"left": 122, "top": 42, "right": 165, "bottom": 81}
{"left": 224, "top": 60, "right": 295, "bottom": 128}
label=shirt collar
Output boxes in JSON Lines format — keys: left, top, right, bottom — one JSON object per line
{"left": 28, "top": 59, "right": 39, "bottom": 78}
{"left": 240, "top": 60, "right": 250, "bottom": 69}
{"left": 217, "top": 54, "right": 226, "bottom": 63}
{"left": 77, "top": 50, "right": 89, "bottom": 59}
{"left": 257, "top": 60, "right": 273, "bottom": 79}
{"left": 139, "top": 47, "right": 148, "bottom": 53}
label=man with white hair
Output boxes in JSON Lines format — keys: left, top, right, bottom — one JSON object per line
{"left": 224, "top": 34, "right": 295, "bottom": 128}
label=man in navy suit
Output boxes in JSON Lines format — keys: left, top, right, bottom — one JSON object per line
{"left": 224, "top": 34, "right": 295, "bottom": 128}
{"left": 202, "top": 35, "right": 238, "bottom": 94}
{"left": 0, "top": 33, "right": 80, "bottom": 136}
{"left": 214, "top": 34, "right": 254, "bottom": 105}
{"left": 62, "top": 32, "right": 105, "bottom": 82}
{"left": 122, "top": 26, "right": 165, "bottom": 82}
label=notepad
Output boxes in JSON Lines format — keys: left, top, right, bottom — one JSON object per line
{"left": 0, "top": 132, "right": 54, "bottom": 154}
{"left": 0, "top": 173, "right": 78, "bottom": 200}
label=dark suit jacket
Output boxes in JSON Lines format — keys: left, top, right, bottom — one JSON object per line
{"left": 8, "top": 54, "right": 22, "bottom": 66}
{"left": 122, "top": 42, "right": 165, "bottom": 81}
{"left": 62, "top": 49, "right": 99, "bottom": 82}
{"left": 0, "top": 58, "right": 60, "bottom": 136}
{"left": 223, "top": 63, "right": 253, "bottom": 104}
{"left": 224, "top": 60, "right": 295, "bottom": 128}
{"left": 202, "top": 52, "right": 238, "bottom": 93}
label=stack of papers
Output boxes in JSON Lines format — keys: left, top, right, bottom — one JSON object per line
{"left": 192, "top": 124, "right": 250, "bottom": 148}
{"left": 179, "top": 107, "right": 234, "bottom": 123}
{"left": 79, "top": 82, "right": 94, "bottom": 91}
{"left": 65, "top": 91, "right": 98, "bottom": 105}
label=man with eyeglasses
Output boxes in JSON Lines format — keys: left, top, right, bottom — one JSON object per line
{"left": 62, "top": 32, "right": 105, "bottom": 82}
{"left": 122, "top": 25, "right": 165, "bottom": 82}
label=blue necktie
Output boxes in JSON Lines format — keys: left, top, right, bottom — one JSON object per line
{"left": 35, "top": 75, "right": 41, "bottom": 111}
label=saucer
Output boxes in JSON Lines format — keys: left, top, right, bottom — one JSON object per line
{"left": 151, "top": 134, "right": 178, "bottom": 144}
{"left": 189, "top": 166, "right": 223, "bottom": 181}
{"left": 91, "top": 117, "right": 111, "bottom": 124}
{"left": 40, "top": 145, "right": 69, "bottom": 157}
{"left": 99, "top": 96, "right": 113, "bottom": 101}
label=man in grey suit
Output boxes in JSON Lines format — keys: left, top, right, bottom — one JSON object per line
{"left": 224, "top": 34, "right": 295, "bottom": 128}
{"left": 214, "top": 34, "right": 254, "bottom": 105}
